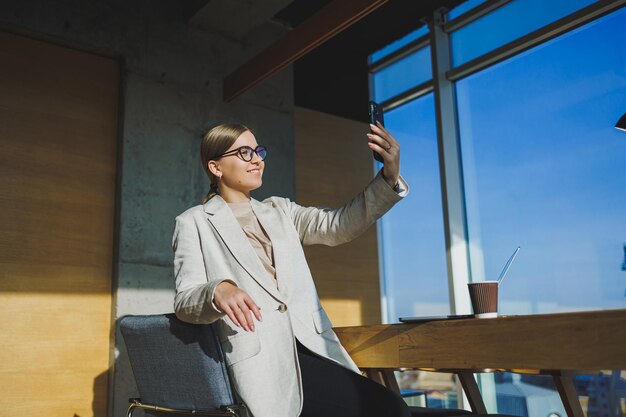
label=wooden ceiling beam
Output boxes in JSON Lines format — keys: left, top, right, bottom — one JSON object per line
{"left": 223, "top": 0, "right": 389, "bottom": 102}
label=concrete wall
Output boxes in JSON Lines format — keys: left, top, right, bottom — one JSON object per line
{"left": 0, "top": 1, "right": 294, "bottom": 415}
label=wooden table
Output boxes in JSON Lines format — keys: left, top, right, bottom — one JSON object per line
{"left": 334, "top": 309, "right": 626, "bottom": 417}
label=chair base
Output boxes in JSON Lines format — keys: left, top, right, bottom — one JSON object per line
{"left": 126, "top": 398, "right": 248, "bottom": 417}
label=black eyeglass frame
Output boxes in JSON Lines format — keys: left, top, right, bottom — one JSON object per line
{"left": 213, "top": 145, "right": 267, "bottom": 162}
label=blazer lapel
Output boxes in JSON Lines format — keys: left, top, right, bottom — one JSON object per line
{"left": 203, "top": 196, "right": 283, "bottom": 302}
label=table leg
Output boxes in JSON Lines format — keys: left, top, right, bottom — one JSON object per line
{"left": 381, "top": 369, "right": 401, "bottom": 395}
{"left": 552, "top": 373, "right": 585, "bottom": 417}
{"left": 362, "top": 369, "right": 401, "bottom": 395}
{"left": 457, "top": 371, "right": 487, "bottom": 414}
{"left": 363, "top": 368, "right": 384, "bottom": 385}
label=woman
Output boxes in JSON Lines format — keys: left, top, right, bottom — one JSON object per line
{"left": 172, "top": 122, "right": 409, "bottom": 417}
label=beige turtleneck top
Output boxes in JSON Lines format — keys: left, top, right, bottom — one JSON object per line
{"left": 227, "top": 201, "right": 276, "bottom": 280}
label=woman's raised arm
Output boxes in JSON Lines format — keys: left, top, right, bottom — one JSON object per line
{"left": 270, "top": 169, "right": 408, "bottom": 247}
{"left": 272, "top": 122, "right": 408, "bottom": 246}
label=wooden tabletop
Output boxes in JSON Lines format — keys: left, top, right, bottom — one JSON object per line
{"left": 333, "top": 309, "right": 626, "bottom": 372}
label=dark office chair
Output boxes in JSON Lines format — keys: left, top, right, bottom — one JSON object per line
{"left": 120, "top": 314, "right": 248, "bottom": 417}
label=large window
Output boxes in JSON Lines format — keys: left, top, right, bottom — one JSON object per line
{"left": 370, "top": 2, "right": 626, "bottom": 416}
{"left": 458, "top": 7, "right": 626, "bottom": 314}
{"left": 370, "top": 0, "right": 626, "bottom": 332}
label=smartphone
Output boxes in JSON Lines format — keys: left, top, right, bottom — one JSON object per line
{"left": 368, "top": 101, "right": 385, "bottom": 163}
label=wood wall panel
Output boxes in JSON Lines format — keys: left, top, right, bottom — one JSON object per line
{"left": 0, "top": 31, "right": 118, "bottom": 417}
{"left": 294, "top": 107, "right": 381, "bottom": 326}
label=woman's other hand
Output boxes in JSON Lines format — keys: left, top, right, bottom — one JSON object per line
{"left": 367, "top": 122, "right": 401, "bottom": 188}
{"left": 214, "top": 281, "right": 262, "bottom": 331}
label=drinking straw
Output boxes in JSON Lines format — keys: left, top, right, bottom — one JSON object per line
{"left": 497, "top": 246, "right": 521, "bottom": 286}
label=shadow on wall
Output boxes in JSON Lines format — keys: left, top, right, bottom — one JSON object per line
{"left": 92, "top": 370, "right": 110, "bottom": 417}
{"left": 113, "top": 317, "right": 143, "bottom": 417}
{"left": 114, "top": 318, "right": 165, "bottom": 417}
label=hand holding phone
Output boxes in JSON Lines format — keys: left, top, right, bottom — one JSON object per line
{"left": 368, "top": 101, "right": 385, "bottom": 163}
{"left": 367, "top": 102, "right": 402, "bottom": 190}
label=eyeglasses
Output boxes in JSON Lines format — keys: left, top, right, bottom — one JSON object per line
{"left": 214, "top": 145, "right": 267, "bottom": 162}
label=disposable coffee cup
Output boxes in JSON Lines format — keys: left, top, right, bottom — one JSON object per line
{"left": 467, "top": 281, "right": 498, "bottom": 318}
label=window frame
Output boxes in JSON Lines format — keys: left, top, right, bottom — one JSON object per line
{"left": 369, "top": 0, "right": 626, "bottom": 324}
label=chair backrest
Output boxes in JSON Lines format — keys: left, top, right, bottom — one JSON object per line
{"left": 120, "top": 314, "right": 237, "bottom": 416}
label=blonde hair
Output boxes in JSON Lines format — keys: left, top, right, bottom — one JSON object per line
{"left": 200, "top": 123, "right": 251, "bottom": 203}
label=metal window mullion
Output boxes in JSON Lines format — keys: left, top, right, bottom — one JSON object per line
{"left": 428, "top": 9, "right": 472, "bottom": 317}
{"left": 380, "top": 80, "right": 434, "bottom": 112}
{"left": 369, "top": 34, "right": 430, "bottom": 72}
{"left": 430, "top": 11, "right": 480, "bottom": 411}
{"left": 444, "top": 0, "right": 512, "bottom": 33}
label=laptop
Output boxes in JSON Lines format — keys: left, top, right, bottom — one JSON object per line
{"left": 398, "top": 314, "right": 474, "bottom": 323}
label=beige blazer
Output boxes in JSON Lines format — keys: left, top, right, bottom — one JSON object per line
{"left": 172, "top": 169, "right": 409, "bottom": 417}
